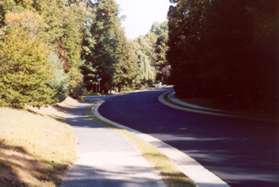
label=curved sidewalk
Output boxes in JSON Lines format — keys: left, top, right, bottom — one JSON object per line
{"left": 60, "top": 100, "right": 165, "bottom": 187}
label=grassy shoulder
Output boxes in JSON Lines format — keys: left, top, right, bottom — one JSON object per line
{"left": 0, "top": 107, "right": 76, "bottom": 186}
{"left": 118, "top": 130, "right": 195, "bottom": 187}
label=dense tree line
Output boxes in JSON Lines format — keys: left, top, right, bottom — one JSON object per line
{"left": 0, "top": 0, "right": 149, "bottom": 107}
{"left": 168, "top": 0, "right": 278, "bottom": 111}
{"left": 0, "top": 0, "right": 88, "bottom": 107}
{"left": 81, "top": 0, "right": 140, "bottom": 93}
{"left": 132, "top": 22, "right": 170, "bottom": 86}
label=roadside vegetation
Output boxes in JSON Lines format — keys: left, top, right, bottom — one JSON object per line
{"left": 167, "top": 0, "right": 278, "bottom": 116}
{"left": 122, "top": 131, "right": 195, "bottom": 187}
{"left": 0, "top": 0, "right": 169, "bottom": 185}
{"left": 0, "top": 0, "right": 277, "bottom": 186}
{"left": 131, "top": 22, "right": 170, "bottom": 87}
{"left": 0, "top": 0, "right": 87, "bottom": 108}
{"left": 0, "top": 0, "right": 169, "bottom": 109}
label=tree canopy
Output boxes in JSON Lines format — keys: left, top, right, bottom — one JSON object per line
{"left": 0, "top": 0, "right": 147, "bottom": 107}
{"left": 81, "top": 0, "right": 141, "bottom": 93}
{"left": 0, "top": 0, "right": 89, "bottom": 107}
{"left": 132, "top": 22, "right": 169, "bottom": 85}
{"left": 167, "top": 0, "right": 278, "bottom": 111}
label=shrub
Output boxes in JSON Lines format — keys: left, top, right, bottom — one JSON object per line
{"left": 0, "top": 28, "right": 55, "bottom": 108}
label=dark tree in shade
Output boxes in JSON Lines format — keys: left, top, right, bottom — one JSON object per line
{"left": 167, "top": 0, "right": 279, "bottom": 111}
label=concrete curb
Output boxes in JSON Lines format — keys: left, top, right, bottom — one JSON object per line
{"left": 158, "top": 92, "right": 238, "bottom": 118}
{"left": 168, "top": 92, "right": 225, "bottom": 112}
{"left": 159, "top": 91, "right": 277, "bottom": 123}
{"left": 93, "top": 101, "right": 230, "bottom": 187}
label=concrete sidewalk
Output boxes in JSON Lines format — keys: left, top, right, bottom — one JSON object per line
{"left": 60, "top": 101, "right": 165, "bottom": 187}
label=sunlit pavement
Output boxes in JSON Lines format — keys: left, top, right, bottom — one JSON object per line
{"left": 60, "top": 101, "right": 165, "bottom": 187}
{"left": 99, "top": 88, "right": 279, "bottom": 187}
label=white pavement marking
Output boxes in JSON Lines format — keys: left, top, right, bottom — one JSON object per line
{"left": 94, "top": 101, "right": 230, "bottom": 187}
{"left": 159, "top": 91, "right": 277, "bottom": 123}
{"left": 158, "top": 92, "right": 236, "bottom": 118}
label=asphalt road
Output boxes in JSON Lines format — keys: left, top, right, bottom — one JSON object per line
{"left": 99, "top": 89, "right": 279, "bottom": 187}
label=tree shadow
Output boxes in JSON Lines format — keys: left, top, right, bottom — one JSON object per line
{"left": 0, "top": 140, "right": 69, "bottom": 186}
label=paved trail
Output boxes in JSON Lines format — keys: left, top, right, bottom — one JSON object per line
{"left": 60, "top": 100, "right": 165, "bottom": 187}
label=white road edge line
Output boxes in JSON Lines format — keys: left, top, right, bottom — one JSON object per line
{"left": 93, "top": 101, "right": 230, "bottom": 187}
{"left": 158, "top": 91, "right": 240, "bottom": 118}
{"left": 159, "top": 91, "right": 277, "bottom": 123}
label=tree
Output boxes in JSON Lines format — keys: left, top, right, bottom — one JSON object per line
{"left": 35, "top": 0, "right": 87, "bottom": 97}
{"left": 0, "top": 27, "right": 54, "bottom": 108}
{"left": 112, "top": 28, "right": 141, "bottom": 91}
{"left": 167, "top": 0, "right": 279, "bottom": 111}
{"left": 82, "top": 0, "right": 118, "bottom": 93}
{"left": 132, "top": 38, "right": 156, "bottom": 84}
{"left": 5, "top": 0, "right": 87, "bottom": 97}
{"left": 81, "top": 0, "right": 140, "bottom": 93}
{"left": 132, "top": 22, "right": 169, "bottom": 85}
{"left": 151, "top": 22, "right": 169, "bottom": 83}
{"left": 0, "top": 0, "right": 89, "bottom": 107}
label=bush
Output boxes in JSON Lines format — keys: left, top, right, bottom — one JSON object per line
{"left": 0, "top": 28, "right": 55, "bottom": 108}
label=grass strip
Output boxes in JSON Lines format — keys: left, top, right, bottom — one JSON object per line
{"left": 86, "top": 106, "right": 196, "bottom": 187}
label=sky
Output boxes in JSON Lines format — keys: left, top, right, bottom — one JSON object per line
{"left": 115, "top": 0, "right": 170, "bottom": 40}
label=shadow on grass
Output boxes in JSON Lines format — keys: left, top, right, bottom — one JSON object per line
{"left": 0, "top": 141, "right": 69, "bottom": 186}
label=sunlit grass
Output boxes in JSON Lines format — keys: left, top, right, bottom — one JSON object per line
{"left": 0, "top": 108, "right": 76, "bottom": 186}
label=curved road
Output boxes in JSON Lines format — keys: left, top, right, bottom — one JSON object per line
{"left": 99, "top": 89, "right": 279, "bottom": 187}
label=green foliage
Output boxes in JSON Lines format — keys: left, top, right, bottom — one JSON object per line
{"left": 0, "top": 0, "right": 156, "bottom": 107}
{"left": 48, "top": 52, "right": 69, "bottom": 101}
{"left": 151, "top": 22, "right": 169, "bottom": 83}
{"left": 0, "top": 0, "right": 89, "bottom": 107}
{"left": 0, "top": 28, "right": 54, "bottom": 108}
{"left": 132, "top": 37, "right": 156, "bottom": 83}
{"left": 167, "top": 0, "right": 279, "bottom": 110}
{"left": 81, "top": 0, "right": 141, "bottom": 93}
{"left": 37, "top": 1, "right": 86, "bottom": 97}
{"left": 132, "top": 22, "right": 169, "bottom": 84}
